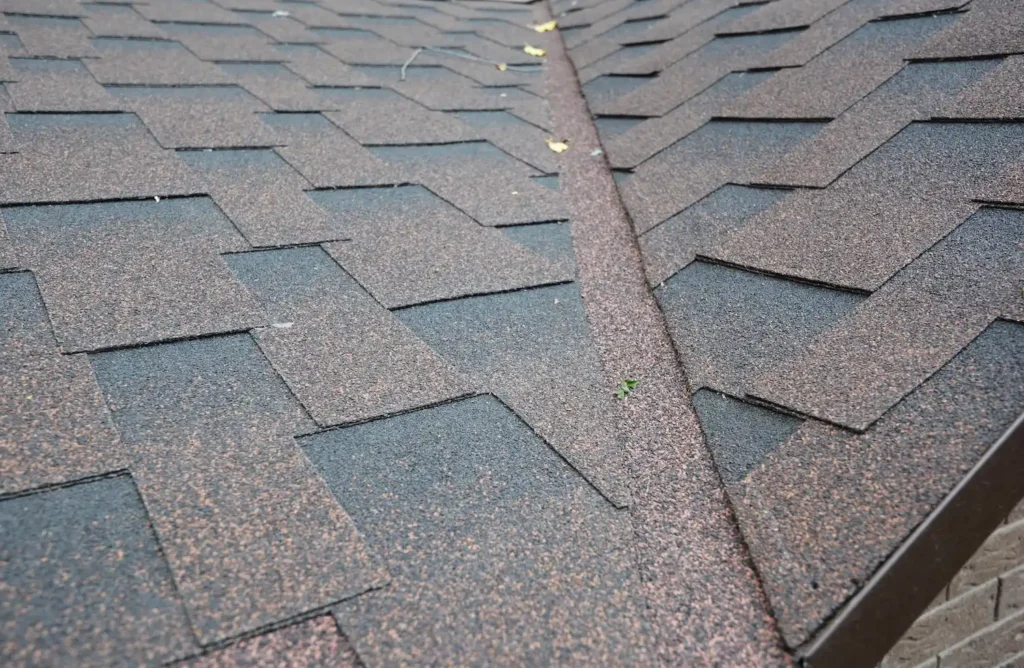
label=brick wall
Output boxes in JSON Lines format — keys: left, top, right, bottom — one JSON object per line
{"left": 880, "top": 499, "right": 1024, "bottom": 668}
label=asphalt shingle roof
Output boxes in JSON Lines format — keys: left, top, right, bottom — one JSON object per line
{"left": 0, "top": 0, "right": 1021, "bottom": 664}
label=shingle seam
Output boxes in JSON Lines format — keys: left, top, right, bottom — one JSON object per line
{"left": 0, "top": 467, "right": 130, "bottom": 503}
{"left": 538, "top": 1, "right": 790, "bottom": 662}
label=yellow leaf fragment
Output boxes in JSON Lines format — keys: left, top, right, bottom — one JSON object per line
{"left": 523, "top": 44, "right": 547, "bottom": 57}
{"left": 532, "top": 20, "right": 558, "bottom": 32}
{"left": 496, "top": 62, "right": 507, "bottom": 71}
{"left": 546, "top": 137, "right": 569, "bottom": 153}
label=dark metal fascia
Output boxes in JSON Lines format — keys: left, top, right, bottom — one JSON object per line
{"left": 799, "top": 410, "right": 1024, "bottom": 668}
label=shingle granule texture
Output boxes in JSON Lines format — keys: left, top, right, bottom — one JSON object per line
{"left": 2, "top": 0, "right": 1023, "bottom": 662}
{"left": 305, "top": 395, "right": 650, "bottom": 665}
{"left": 0, "top": 476, "right": 196, "bottom": 665}
{"left": 90, "top": 334, "right": 387, "bottom": 645}
{"left": 0, "top": 272, "right": 125, "bottom": 497}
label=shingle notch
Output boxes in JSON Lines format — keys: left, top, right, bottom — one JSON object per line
{"left": 750, "top": 206, "right": 1024, "bottom": 432}
{"left": 3, "top": 197, "right": 263, "bottom": 353}
{"left": 226, "top": 246, "right": 466, "bottom": 427}
{"left": 692, "top": 389, "right": 802, "bottom": 485}
{"left": 314, "top": 184, "right": 570, "bottom": 308}
{"left": 735, "top": 319, "right": 1024, "bottom": 646}
{"left": 90, "top": 334, "right": 387, "bottom": 645}
{"left": 305, "top": 395, "right": 649, "bottom": 665}
{"left": 397, "top": 284, "right": 632, "bottom": 507}
{"left": 0, "top": 271, "right": 126, "bottom": 497}
{"left": 0, "top": 476, "right": 197, "bottom": 665}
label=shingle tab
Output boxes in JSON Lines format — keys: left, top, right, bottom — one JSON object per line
{"left": 750, "top": 207, "right": 1024, "bottom": 431}
{"left": 322, "top": 86, "right": 480, "bottom": 145}
{"left": 594, "top": 30, "right": 798, "bottom": 117}
{"left": 0, "top": 272, "right": 126, "bottom": 496}
{"left": 371, "top": 142, "right": 567, "bottom": 226}
{"left": 3, "top": 197, "right": 262, "bottom": 352}
{"left": 621, "top": 119, "right": 824, "bottom": 233}
{"left": 759, "top": 59, "right": 1000, "bottom": 187}
{"left": 179, "top": 149, "right": 338, "bottom": 247}
{"left": 110, "top": 86, "right": 278, "bottom": 149}
{"left": 714, "top": 122, "right": 1024, "bottom": 290}
{"left": 305, "top": 396, "right": 648, "bottom": 664}
{"left": 261, "top": 112, "right": 398, "bottom": 188}
{"left": 7, "top": 58, "right": 121, "bottom": 113}
{"left": 640, "top": 184, "right": 790, "bottom": 285}
{"left": 0, "top": 113, "right": 202, "bottom": 204}
{"left": 655, "top": 261, "right": 864, "bottom": 395}
{"left": 397, "top": 284, "right": 631, "bottom": 506}
{"left": 90, "top": 334, "right": 387, "bottom": 644}
{"left": 0, "top": 476, "right": 196, "bottom": 665}
{"left": 604, "top": 71, "right": 773, "bottom": 169}
{"left": 226, "top": 247, "right": 466, "bottom": 426}
{"left": 315, "top": 185, "right": 570, "bottom": 308}
{"left": 914, "top": 0, "right": 1024, "bottom": 59}
{"left": 723, "top": 13, "right": 958, "bottom": 119}
{"left": 86, "top": 38, "right": 232, "bottom": 86}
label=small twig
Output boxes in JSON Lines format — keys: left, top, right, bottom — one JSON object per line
{"left": 400, "top": 47, "right": 423, "bottom": 81}
{"left": 420, "top": 46, "right": 544, "bottom": 73}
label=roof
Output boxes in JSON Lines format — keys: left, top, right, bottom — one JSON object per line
{"left": 0, "top": 0, "right": 1021, "bottom": 665}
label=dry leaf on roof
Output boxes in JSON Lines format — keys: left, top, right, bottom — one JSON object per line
{"left": 546, "top": 138, "right": 569, "bottom": 153}
{"left": 532, "top": 20, "right": 558, "bottom": 32}
{"left": 524, "top": 44, "right": 546, "bottom": 57}
{"left": 496, "top": 62, "right": 507, "bottom": 71}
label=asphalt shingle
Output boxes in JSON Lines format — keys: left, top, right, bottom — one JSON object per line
{"left": 0, "top": 476, "right": 196, "bottom": 665}
{"left": 3, "top": 197, "right": 262, "bottom": 352}
{"left": 0, "top": 113, "right": 201, "bottom": 204}
{"left": 655, "top": 260, "right": 865, "bottom": 396}
{"left": 226, "top": 246, "right": 466, "bottom": 427}
{"left": 621, "top": 119, "right": 824, "bottom": 233}
{"left": 314, "top": 184, "right": 570, "bottom": 308}
{"left": 179, "top": 148, "right": 338, "bottom": 247}
{"left": 90, "top": 334, "right": 387, "bottom": 645}
{"left": 750, "top": 206, "right": 1024, "bottom": 431}
{"left": 110, "top": 86, "right": 278, "bottom": 149}
{"left": 86, "top": 38, "right": 232, "bottom": 86}
{"left": 397, "top": 284, "right": 631, "bottom": 507}
{"left": 714, "top": 122, "right": 1024, "bottom": 290}
{"left": 735, "top": 319, "right": 1024, "bottom": 646}
{"left": 0, "top": 272, "right": 126, "bottom": 497}
{"left": 4, "top": 0, "right": 1023, "bottom": 660}
{"left": 370, "top": 142, "right": 567, "bottom": 226}
{"left": 7, "top": 58, "right": 121, "bottom": 113}
{"left": 759, "top": 59, "right": 1000, "bottom": 187}
{"left": 261, "top": 111, "right": 398, "bottom": 188}
{"left": 305, "top": 396, "right": 648, "bottom": 664}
